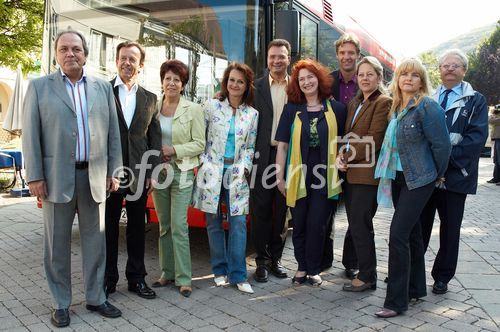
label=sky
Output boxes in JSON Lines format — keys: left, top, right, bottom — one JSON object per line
{"left": 335, "top": 0, "right": 499, "bottom": 60}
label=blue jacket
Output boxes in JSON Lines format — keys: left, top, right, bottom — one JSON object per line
{"left": 432, "top": 82, "right": 488, "bottom": 194}
{"left": 397, "top": 96, "right": 451, "bottom": 190}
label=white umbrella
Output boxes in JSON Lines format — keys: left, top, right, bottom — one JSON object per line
{"left": 2, "top": 66, "right": 25, "bottom": 135}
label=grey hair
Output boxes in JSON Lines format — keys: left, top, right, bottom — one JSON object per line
{"left": 54, "top": 30, "right": 89, "bottom": 57}
{"left": 438, "top": 49, "right": 468, "bottom": 71}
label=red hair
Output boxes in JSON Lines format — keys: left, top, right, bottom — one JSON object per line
{"left": 287, "top": 59, "right": 333, "bottom": 104}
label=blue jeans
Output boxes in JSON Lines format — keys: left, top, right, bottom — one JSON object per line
{"left": 205, "top": 168, "right": 248, "bottom": 284}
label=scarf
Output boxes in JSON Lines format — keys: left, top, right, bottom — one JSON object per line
{"left": 286, "top": 101, "right": 341, "bottom": 207}
{"left": 374, "top": 108, "right": 409, "bottom": 208}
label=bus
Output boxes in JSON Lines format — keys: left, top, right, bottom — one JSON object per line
{"left": 41, "top": 0, "right": 396, "bottom": 226}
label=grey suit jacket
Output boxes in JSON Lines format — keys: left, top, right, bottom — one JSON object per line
{"left": 22, "top": 70, "right": 122, "bottom": 203}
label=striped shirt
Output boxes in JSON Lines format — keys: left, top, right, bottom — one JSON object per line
{"left": 61, "top": 69, "right": 89, "bottom": 162}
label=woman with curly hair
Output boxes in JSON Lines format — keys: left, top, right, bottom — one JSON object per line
{"left": 275, "top": 59, "right": 346, "bottom": 286}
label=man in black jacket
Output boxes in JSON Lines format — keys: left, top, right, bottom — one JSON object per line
{"left": 251, "top": 39, "right": 291, "bottom": 282}
{"left": 104, "top": 41, "right": 161, "bottom": 299}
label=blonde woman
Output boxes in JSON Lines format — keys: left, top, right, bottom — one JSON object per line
{"left": 337, "top": 56, "right": 391, "bottom": 292}
{"left": 374, "top": 58, "right": 451, "bottom": 318}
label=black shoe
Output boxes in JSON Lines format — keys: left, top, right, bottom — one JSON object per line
{"left": 51, "top": 308, "right": 70, "bottom": 328}
{"left": 104, "top": 282, "right": 116, "bottom": 298}
{"left": 345, "top": 268, "right": 359, "bottom": 280}
{"left": 254, "top": 265, "right": 268, "bottom": 283}
{"left": 432, "top": 281, "right": 448, "bottom": 294}
{"left": 487, "top": 178, "right": 500, "bottom": 183}
{"left": 86, "top": 301, "right": 122, "bottom": 318}
{"left": 269, "top": 261, "right": 288, "bottom": 278}
{"left": 128, "top": 281, "right": 156, "bottom": 299}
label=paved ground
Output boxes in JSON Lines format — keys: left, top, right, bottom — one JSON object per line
{"left": 0, "top": 158, "right": 498, "bottom": 331}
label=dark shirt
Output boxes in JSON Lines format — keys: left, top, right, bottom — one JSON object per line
{"left": 339, "top": 72, "right": 357, "bottom": 107}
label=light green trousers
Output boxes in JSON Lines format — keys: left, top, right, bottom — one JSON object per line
{"left": 152, "top": 165, "right": 194, "bottom": 286}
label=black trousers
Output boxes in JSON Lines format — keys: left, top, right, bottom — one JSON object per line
{"left": 291, "top": 188, "right": 337, "bottom": 275}
{"left": 105, "top": 189, "right": 148, "bottom": 284}
{"left": 250, "top": 146, "right": 288, "bottom": 266}
{"left": 384, "top": 172, "right": 433, "bottom": 313}
{"left": 493, "top": 139, "right": 500, "bottom": 180}
{"left": 344, "top": 182, "right": 378, "bottom": 283}
{"left": 420, "top": 188, "right": 467, "bottom": 283}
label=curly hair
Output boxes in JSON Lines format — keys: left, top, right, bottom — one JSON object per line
{"left": 219, "top": 62, "right": 255, "bottom": 107}
{"left": 287, "top": 59, "right": 333, "bottom": 104}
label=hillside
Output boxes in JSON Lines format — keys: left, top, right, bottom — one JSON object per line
{"left": 426, "top": 23, "right": 496, "bottom": 55}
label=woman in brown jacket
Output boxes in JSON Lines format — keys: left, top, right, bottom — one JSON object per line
{"left": 336, "top": 56, "right": 392, "bottom": 291}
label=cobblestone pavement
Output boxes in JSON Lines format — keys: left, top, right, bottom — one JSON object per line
{"left": 0, "top": 159, "right": 498, "bottom": 331}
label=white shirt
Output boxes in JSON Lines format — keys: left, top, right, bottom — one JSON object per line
{"left": 114, "top": 75, "right": 138, "bottom": 128}
{"left": 61, "top": 68, "right": 89, "bottom": 162}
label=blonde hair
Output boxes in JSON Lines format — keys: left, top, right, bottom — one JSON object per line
{"left": 353, "top": 56, "right": 387, "bottom": 102}
{"left": 388, "top": 58, "right": 431, "bottom": 118}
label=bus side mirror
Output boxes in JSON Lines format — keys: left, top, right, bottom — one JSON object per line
{"left": 275, "top": 10, "right": 299, "bottom": 56}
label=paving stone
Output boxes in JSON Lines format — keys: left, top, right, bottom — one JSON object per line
{"left": 441, "top": 319, "right": 482, "bottom": 332}
{"left": 202, "top": 313, "right": 241, "bottom": 329}
{"left": 414, "top": 323, "right": 454, "bottom": 332}
{"left": 473, "top": 318, "right": 499, "bottom": 331}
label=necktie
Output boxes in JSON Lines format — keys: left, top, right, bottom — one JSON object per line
{"left": 440, "top": 89, "right": 452, "bottom": 110}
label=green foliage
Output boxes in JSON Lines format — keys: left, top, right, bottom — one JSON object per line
{"left": 466, "top": 21, "right": 500, "bottom": 105}
{"left": 419, "top": 51, "right": 440, "bottom": 89}
{"left": 0, "top": 0, "right": 44, "bottom": 74}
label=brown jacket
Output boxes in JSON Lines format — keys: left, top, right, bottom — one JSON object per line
{"left": 342, "top": 90, "right": 392, "bottom": 185}
{"left": 489, "top": 111, "right": 500, "bottom": 140}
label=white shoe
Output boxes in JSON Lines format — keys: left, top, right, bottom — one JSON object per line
{"left": 237, "top": 282, "right": 254, "bottom": 294}
{"left": 214, "top": 275, "right": 228, "bottom": 287}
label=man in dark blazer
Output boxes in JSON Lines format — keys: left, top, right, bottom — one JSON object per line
{"left": 104, "top": 41, "right": 161, "bottom": 299}
{"left": 323, "top": 33, "right": 361, "bottom": 278}
{"left": 250, "top": 39, "right": 291, "bottom": 282}
{"left": 22, "top": 30, "right": 123, "bottom": 328}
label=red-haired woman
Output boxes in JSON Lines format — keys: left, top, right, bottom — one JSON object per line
{"left": 275, "top": 59, "right": 346, "bottom": 286}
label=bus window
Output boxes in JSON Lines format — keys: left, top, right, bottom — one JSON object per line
{"left": 318, "top": 21, "right": 342, "bottom": 71}
{"left": 300, "top": 14, "right": 317, "bottom": 60}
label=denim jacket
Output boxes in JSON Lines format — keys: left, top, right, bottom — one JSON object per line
{"left": 396, "top": 96, "right": 451, "bottom": 190}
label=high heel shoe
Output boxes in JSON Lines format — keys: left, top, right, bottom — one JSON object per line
{"left": 342, "top": 279, "right": 376, "bottom": 292}
{"left": 291, "top": 272, "right": 307, "bottom": 285}
{"left": 308, "top": 274, "right": 322, "bottom": 287}
{"left": 375, "top": 308, "right": 399, "bottom": 318}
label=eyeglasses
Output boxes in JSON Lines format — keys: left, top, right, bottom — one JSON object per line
{"left": 440, "top": 64, "right": 463, "bottom": 70}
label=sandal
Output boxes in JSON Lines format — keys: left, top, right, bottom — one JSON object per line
{"left": 292, "top": 272, "right": 308, "bottom": 285}
{"left": 179, "top": 286, "right": 192, "bottom": 297}
{"left": 152, "top": 278, "right": 174, "bottom": 288}
{"left": 308, "top": 274, "right": 323, "bottom": 287}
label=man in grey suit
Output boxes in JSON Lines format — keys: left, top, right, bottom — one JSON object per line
{"left": 22, "top": 30, "right": 123, "bottom": 328}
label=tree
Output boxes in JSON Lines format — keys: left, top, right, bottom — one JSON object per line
{"left": 419, "top": 51, "right": 440, "bottom": 89}
{"left": 466, "top": 21, "right": 500, "bottom": 105}
{"left": 0, "top": 0, "right": 44, "bottom": 74}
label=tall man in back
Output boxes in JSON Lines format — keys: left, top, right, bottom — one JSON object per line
{"left": 421, "top": 49, "right": 488, "bottom": 295}
{"left": 22, "top": 30, "right": 123, "bottom": 328}
{"left": 251, "top": 39, "right": 291, "bottom": 282}
{"left": 323, "top": 34, "right": 360, "bottom": 277}
{"left": 104, "top": 41, "right": 161, "bottom": 299}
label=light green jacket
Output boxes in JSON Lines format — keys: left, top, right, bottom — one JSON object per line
{"left": 157, "top": 97, "right": 206, "bottom": 171}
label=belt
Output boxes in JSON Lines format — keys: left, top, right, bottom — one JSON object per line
{"left": 75, "top": 161, "right": 89, "bottom": 169}
{"left": 223, "top": 157, "right": 234, "bottom": 165}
